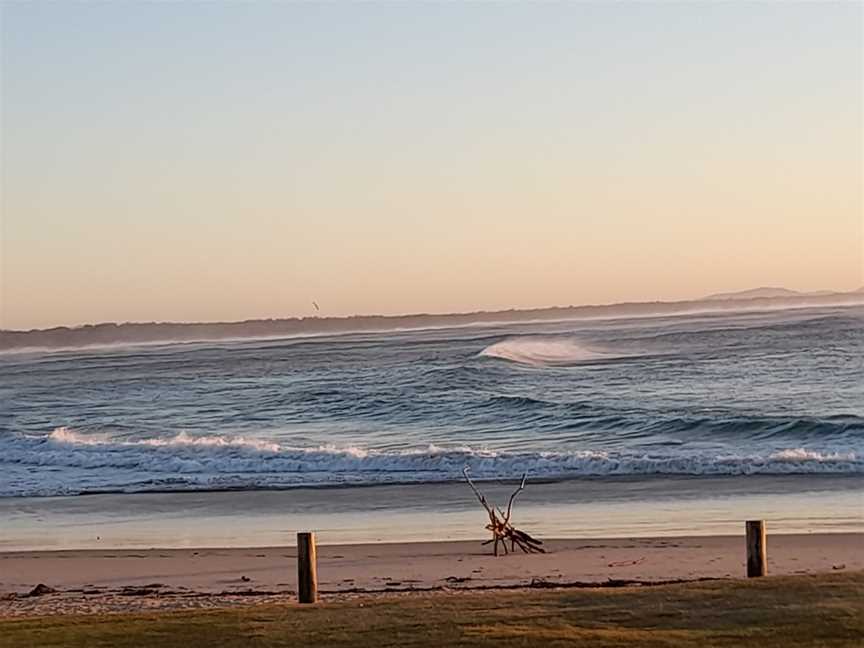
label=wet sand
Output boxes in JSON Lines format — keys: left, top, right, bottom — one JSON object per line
{"left": 3, "top": 475, "right": 862, "bottom": 552}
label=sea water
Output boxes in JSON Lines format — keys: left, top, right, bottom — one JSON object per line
{"left": 1, "top": 305, "right": 861, "bottom": 497}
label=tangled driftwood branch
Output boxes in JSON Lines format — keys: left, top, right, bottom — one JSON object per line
{"left": 463, "top": 467, "right": 545, "bottom": 556}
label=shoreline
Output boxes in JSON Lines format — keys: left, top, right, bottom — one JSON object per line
{"left": 3, "top": 475, "right": 861, "bottom": 551}
{"left": 5, "top": 469, "right": 864, "bottom": 497}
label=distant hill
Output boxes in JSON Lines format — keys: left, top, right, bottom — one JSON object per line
{"left": 2, "top": 288, "right": 862, "bottom": 352}
{"left": 703, "top": 287, "right": 839, "bottom": 301}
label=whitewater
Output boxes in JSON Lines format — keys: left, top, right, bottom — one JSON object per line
{"left": 0, "top": 305, "right": 862, "bottom": 498}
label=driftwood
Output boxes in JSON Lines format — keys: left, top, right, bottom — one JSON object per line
{"left": 463, "top": 467, "right": 545, "bottom": 556}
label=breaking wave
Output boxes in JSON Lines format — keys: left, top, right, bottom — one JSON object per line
{"left": 479, "top": 336, "right": 632, "bottom": 366}
{"left": 47, "top": 427, "right": 281, "bottom": 452}
{"left": 0, "top": 427, "right": 860, "bottom": 497}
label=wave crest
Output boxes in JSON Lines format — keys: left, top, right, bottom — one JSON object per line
{"left": 49, "top": 427, "right": 282, "bottom": 453}
{"left": 479, "top": 336, "right": 628, "bottom": 367}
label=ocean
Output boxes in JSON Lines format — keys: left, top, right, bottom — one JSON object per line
{"left": 1, "top": 304, "right": 862, "bottom": 548}
{"left": 2, "top": 304, "right": 862, "bottom": 496}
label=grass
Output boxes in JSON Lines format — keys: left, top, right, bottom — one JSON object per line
{"left": 2, "top": 572, "right": 862, "bottom": 647}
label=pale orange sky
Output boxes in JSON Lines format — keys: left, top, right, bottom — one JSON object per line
{"left": 1, "top": 2, "right": 862, "bottom": 330}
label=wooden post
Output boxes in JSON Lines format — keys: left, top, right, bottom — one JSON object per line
{"left": 297, "top": 532, "right": 318, "bottom": 603}
{"left": 745, "top": 520, "right": 767, "bottom": 577}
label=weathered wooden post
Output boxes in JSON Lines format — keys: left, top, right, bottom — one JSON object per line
{"left": 745, "top": 520, "right": 767, "bottom": 577}
{"left": 297, "top": 531, "right": 318, "bottom": 603}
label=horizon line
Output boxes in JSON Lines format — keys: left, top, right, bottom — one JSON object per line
{"left": 3, "top": 285, "right": 862, "bottom": 335}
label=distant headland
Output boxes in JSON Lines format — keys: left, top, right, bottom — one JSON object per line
{"left": 2, "top": 287, "right": 862, "bottom": 351}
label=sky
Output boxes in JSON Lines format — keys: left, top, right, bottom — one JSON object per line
{"left": 1, "top": 1, "right": 862, "bottom": 330}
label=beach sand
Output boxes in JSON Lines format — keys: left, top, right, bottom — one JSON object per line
{"left": 1, "top": 533, "right": 860, "bottom": 618}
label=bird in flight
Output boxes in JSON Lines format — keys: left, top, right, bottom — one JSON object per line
{"left": 312, "top": 301, "right": 320, "bottom": 312}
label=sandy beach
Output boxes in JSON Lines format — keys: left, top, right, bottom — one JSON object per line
{"left": 1, "top": 533, "right": 860, "bottom": 618}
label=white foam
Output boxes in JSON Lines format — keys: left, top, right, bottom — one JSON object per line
{"left": 0, "top": 428, "right": 860, "bottom": 497}
{"left": 48, "top": 427, "right": 109, "bottom": 445}
{"left": 479, "top": 336, "right": 627, "bottom": 366}
{"left": 49, "top": 427, "right": 281, "bottom": 452}
{"left": 768, "top": 448, "right": 857, "bottom": 462}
